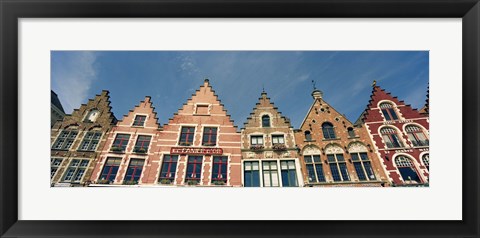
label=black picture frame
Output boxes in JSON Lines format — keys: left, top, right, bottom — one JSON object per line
{"left": 1, "top": 0, "right": 479, "bottom": 237}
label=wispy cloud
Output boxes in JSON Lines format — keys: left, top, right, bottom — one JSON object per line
{"left": 178, "top": 54, "right": 200, "bottom": 76}
{"left": 51, "top": 51, "right": 98, "bottom": 114}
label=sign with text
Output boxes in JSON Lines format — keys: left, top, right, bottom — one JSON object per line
{"left": 170, "top": 147, "right": 223, "bottom": 155}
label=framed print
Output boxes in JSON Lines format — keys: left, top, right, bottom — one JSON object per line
{"left": 1, "top": 0, "right": 479, "bottom": 237}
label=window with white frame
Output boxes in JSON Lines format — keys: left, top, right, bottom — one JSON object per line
{"left": 395, "top": 156, "right": 422, "bottom": 183}
{"left": 379, "top": 102, "right": 399, "bottom": 121}
{"left": 52, "top": 130, "right": 78, "bottom": 150}
{"left": 244, "top": 161, "right": 260, "bottom": 187}
{"left": 62, "top": 159, "right": 90, "bottom": 183}
{"left": 380, "top": 127, "right": 404, "bottom": 148}
{"left": 250, "top": 135, "right": 264, "bottom": 146}
{"left": 78, "top": 131, "right": 102, "bottom": 151}
{"left": 50, "top": 158, "right": 63, "bottom": 179}
{"left": 351, "top": 152, "right": 376, "bottom": 181}
{"left": 327, "top": 153, "right": 350, "bottom": 182}
{"left": 405, "top": 125, "right": 429, "bottom": 147}
{"left": 132, "top": 115, "right": 147, "bottom": 127}
{"left": 262, "top": 161, "right": 279, "bottom": 187}
{"left": 280, "top": 160, "right": 298, "bottom": 187}
{"left": 272, "top": 134, "right": 285, "bottom": 145}
{"left": 304, "top": 155, "right": 326, "bottom": 183}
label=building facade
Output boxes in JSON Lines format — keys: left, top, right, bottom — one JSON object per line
{"left": 51, "top": 90, "right": 66, "bottom": 127}
{"left": 294, "top": 88, "right": 389, "bottom": 187}
{"left": 50, "top": 90, "right": 117, "bottom": 187}
{"left": 359, "top": 85, "right": 430, "bottom": 186}
{"left": 241, "top": 91, "right": 303, "bottom": 187}
{"left": 90, "top": 96, "right": 161, "bottom": 185}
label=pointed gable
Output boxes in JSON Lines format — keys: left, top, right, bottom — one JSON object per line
{"left": 57, "top": 90, "right": 117, "bottom": 128}
{"left": 166, "top": 79, "right": 237, "bottom": 128}
{"left": 361, "top": 86, "right": 425, "bottom": 123}
{"left": 242, "top": 91, "right": 292, "bottom": 129}
{"left": 117, "top": 96, "right": 160, "bottom": 128}
{"left": 299, "top": 94, "right": 354, "bottom": 132}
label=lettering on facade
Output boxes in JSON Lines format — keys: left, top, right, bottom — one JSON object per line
{"left": 170, "top": 147, "right": 223, "bottom": 155}
{"left": 383, "top": 119, "right": 413, "bottom": 125}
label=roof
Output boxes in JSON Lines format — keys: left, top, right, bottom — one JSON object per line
{"left": 51, "top": 90, "right": 65, "bottom": 113}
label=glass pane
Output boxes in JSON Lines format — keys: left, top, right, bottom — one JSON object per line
{"left": 304, "top": 156, "right": 312, "bottom": 163}
{"left": 288, "top": 161, "right": 295, "bottom": 168}
{"left": 252, "top": 162, "right": 259, "bottom": 170}
{"left": 313, "top": 155, "right": 321, "bottom": 163}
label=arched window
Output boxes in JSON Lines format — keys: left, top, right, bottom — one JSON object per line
{"left": 379, "top": 102, "right": 399, "bottom": 121}
{"left": 347, "top": 127, "right": 355, "bottom": 138}
{"left": 322, "top": 122, "right": 336, "bottom": 139}
{"left": 395, "top": 156, "right": 421, "bottom": 183}
{"left": 380, "top": 127, "right": 404, "bottom": 148}
{"left": 406, "top": 125, "right": 429, "bottom": 147}
{"left": 262, "top": 115, "right": 270, "bottom": 127}
{"left": 52, "top": 128, "right": 78, "bottom": 150}
{"left": 84, "top": 109, "right": 99, "bottom": 123}
{"left": 304, "top": 130, "right": 312, "bottom": 141}
{"left": 422, "top": 154, "right": 429, "bottom": 171}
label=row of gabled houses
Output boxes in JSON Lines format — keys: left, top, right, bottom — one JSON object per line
{"left": 51, "top": 79, "right": 429, "bottom": 187}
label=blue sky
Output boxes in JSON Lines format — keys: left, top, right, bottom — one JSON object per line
{"left": 51, "top": 51, "right": 428, "bottom": 128}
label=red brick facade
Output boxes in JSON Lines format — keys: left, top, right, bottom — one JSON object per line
{"left": 360, "top": 86, "right": 430, "bottom": 186}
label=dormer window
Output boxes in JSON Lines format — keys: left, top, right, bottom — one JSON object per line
{"left": 379, "top": 102, "right": 398, "bottom": 121}
{"left": 304, "top": 131, "right": 312, "bottom": 141}
{"left": 347, "top": 127, "right": 355, "bottom": 138}
{"left": 262, "top": 115, "right": 270, "bottom": 127}
{"left": 84, "top": 109, "right": 99, "bottom": 123}
{"left": 133, "top": 115, "right": 146, "bottom": 127}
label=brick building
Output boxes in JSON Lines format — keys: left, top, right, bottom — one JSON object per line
{"left": 241, "top": 91, "right": 303, "bottom": 187}
{"left": 358, "top": 84, "right": 429, "bottom": 186}
{"left": 89, "top": 96, "right": 161, "bottom": 185}
{"left": 294, "top": 88, "right": 389, "bottom": 187}
{"left": 50, "top": 90, "right": 117, "bottom": 187}
{"left": 147, "top": 79, "right": 242, "bottom": 187}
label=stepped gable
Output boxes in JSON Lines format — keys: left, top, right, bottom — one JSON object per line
{"left": 56, "top": 90, "right": 117, "bottom": 129}
{"left": 165, "top": 79, "right": 238, "bottom": 129}
{"left": 419, "top": 85, "right": 429, "bottom": 115}
{"left": 116, "top": 96, "right": 160, "bottom": 128}
{"left": 360, "top": 85, "right": 424, "bottom": 123}
{"left": 242, "top": 91, "right": 292, "bottom": 129}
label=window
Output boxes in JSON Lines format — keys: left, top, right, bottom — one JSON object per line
{"left": 262, "top": 115, "right": 270, "bottom": 127}
{"left": 379, "top": 102, "right": 399, "bottom": 121}
{"left": 100, "top": 157, "right": 122, "bottom": 182}
{"left": 133, "top": 115, "right": 146, "bottom": 127}
{"left": 395, "top": 156, "right": 421, "bottom": 183}
{"left": 381, "top": 127, "right": 404, "bottom": 148}
{"left": 111, "top": 134, "right": 130, "bottom": 152}
{"left": 212, "top": 156, "right": 228, "bottom": 183}
{"left": 280, "top": 160, "right": 298, "bottom": 187}
{"left": 327, "top": 154, "right": 350, "bottom": 182}
{"left": 185, "top": 156, "right": 203, "bottom": 184}
{"left": 262, "top": 161, "right": 279, "bottom": 187}
{"left": 62, "top": 159, "right": 89, "bottom": 183}
{"left": 50, "top": 158, "right": 63, "bottom": 179}
{"left": 78, "top": 131, "right": 102, "bottom": 151}
{"left": 351, "top": 152, "right": 376, "bottom": 181}
{"left": 159, "top": 155, "right": 178, "bottom": 184}
{"left": 195, "top": 105, "right": 209, "bottom": 114}
{"left": 406, "top": 125, "right": 429, "bottom": 147}
{"left": 244, "top": 161, "right": 260, "bottom": 187}
{"left": 322, "top": 122, "right": 336, "bottom": 139}
{"left": 52, "top": 130, "right": 78, "bottom": 150}
{"left": 179, "top": 127, "right": 195, "bottom": 146}
{"left": 250, "top": 135, "right": 264, "bottom": 145}
{"left": 304, "top": 155, "right": 326, "bottom": 183}
{"left": 202, "top": 127, "right": 217, "bottom": 146}
{"left": 84, "top": 109, "right": 99, "bottom": 123}
{"left": 133, "top": 135, "right": 151, "bottom": 153}
{"left": 304, "top": 131, "right": 312, "bottom": 141}
{"left": 124, "top": 159, "right": 145, "bottom": 184}
{"left": 347, "top": 127, "right": 355, "bottom": 138}
{"left": 272, "top": 135, "right": 285, "bottom": 144}
{"left": 422, "top": 154, "right": 430, "bottom": 171}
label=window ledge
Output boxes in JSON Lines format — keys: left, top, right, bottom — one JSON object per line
{"left": 322, "top": 138, "right": 340, "bottom": 141}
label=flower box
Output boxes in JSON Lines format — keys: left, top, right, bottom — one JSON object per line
{"left": 250, "top": 145, "right": 264, "bottom": 151}
{"left": 272, "top": 144, "right": 287, "bottom": 151}
{"left": 110, "top": 146, "right": 124, "bottom": 153}
{"left": 97, "top": 179, "right": 111, "bottom": 184}
{"left": 133, "top": 147, "right": 147, "bottom": 154}
{"left": 159, "top": 179, "right": 172, "bottom": 185}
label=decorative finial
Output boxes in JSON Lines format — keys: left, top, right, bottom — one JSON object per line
{"left": 312, "top": 80, "right": 317, "bottom": 90}
{"left": 262, "top": 84, "right": 265, "bottom": 93}
{"left": 372, "top": 80, "right": 376, "bottom": 87}
{"left": 204, "top": 78, "right": 209, "bottom": 83}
